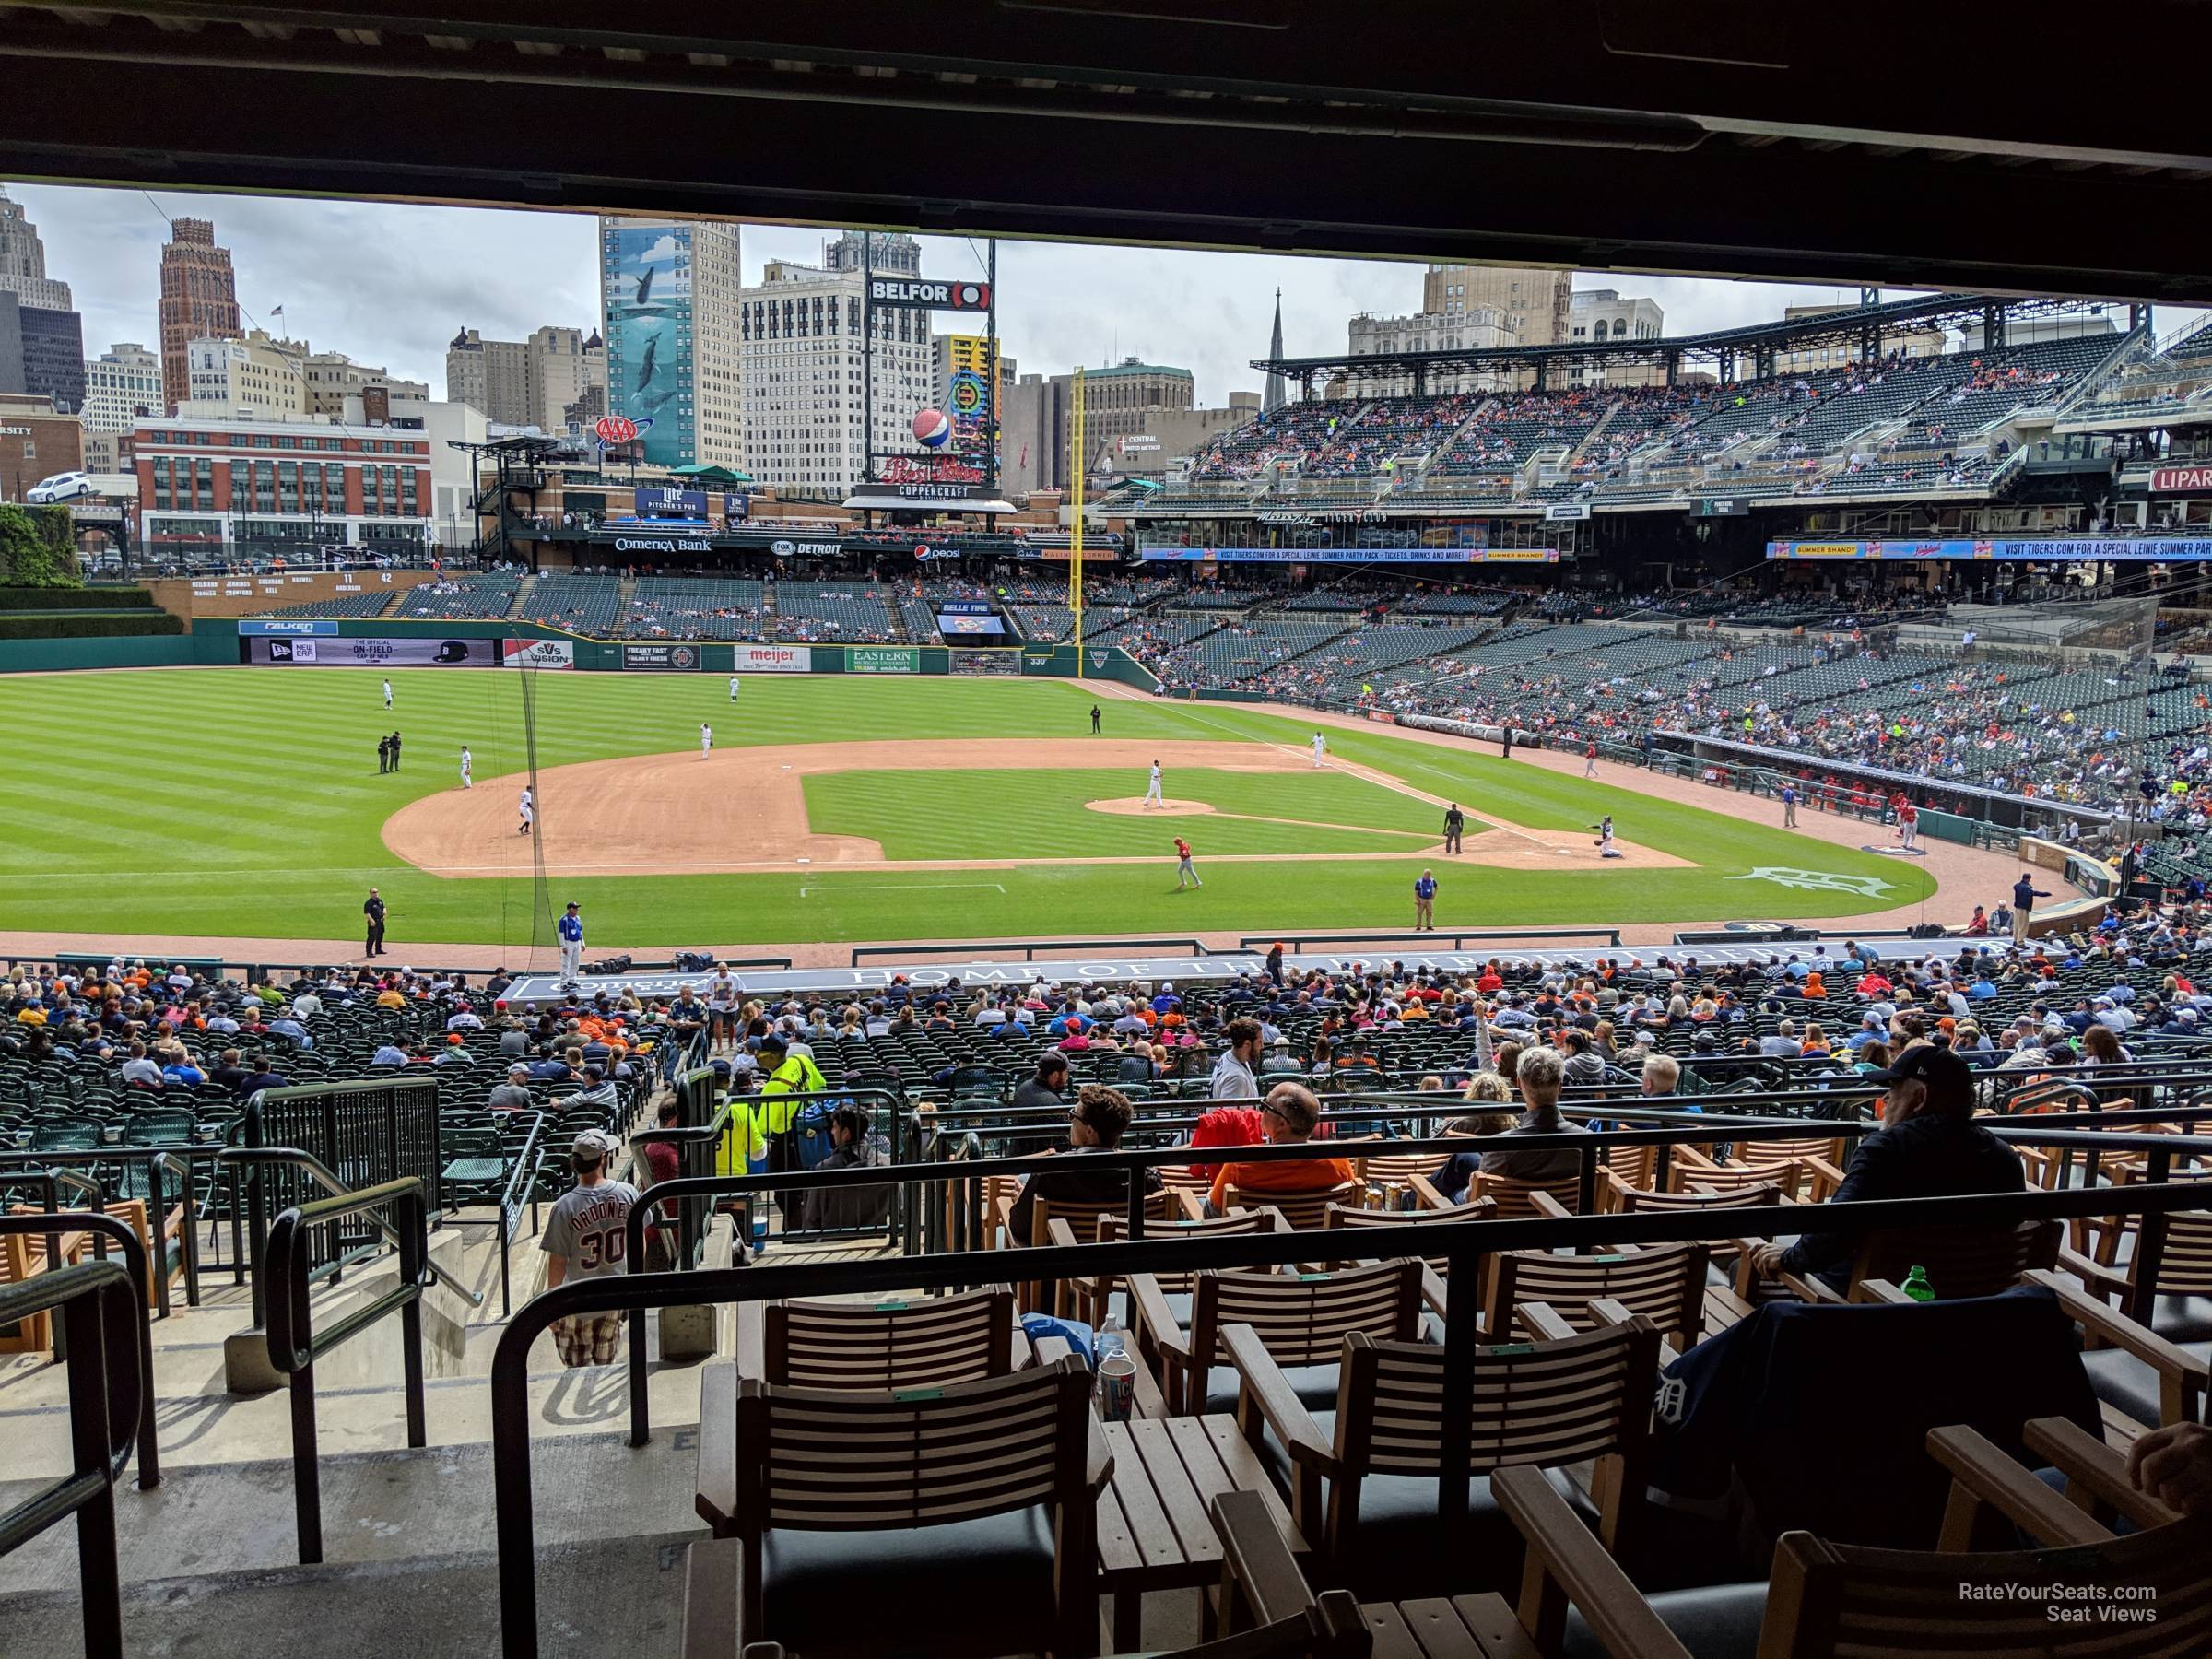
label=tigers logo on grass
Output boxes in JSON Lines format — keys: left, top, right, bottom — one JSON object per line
{"left": 1725, "top": 867, "right": 1893, "bottom": 897}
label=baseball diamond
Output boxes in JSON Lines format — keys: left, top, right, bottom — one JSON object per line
{"left": 0, "top": 667, "right": 1946, "bottom": 965}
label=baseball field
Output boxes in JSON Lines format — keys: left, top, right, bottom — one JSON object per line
{"left": 0, "top": 667, "right": 1939, "bottom": 953}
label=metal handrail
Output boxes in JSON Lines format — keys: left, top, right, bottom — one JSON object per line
{"left": 0, "top": 1209, "right": 158, "bottom": 1487}
{"left": 491, "top": 1112, "right": 548, "bottom": 1319}
{"left": 0, "top": 1143, "right": 221, "bottom": 1311}
{"left": 0, "top": 1243, "right": 143, "bottom": 1659}
{"left": 218, "top": 1145, "right": 483, "bottom": 1311}
{"left": 263, "top": 1175, "right": 430, "bottom": 1563}
{"left": 497, "top": 1169, "right": 2212, "bottom": 1659}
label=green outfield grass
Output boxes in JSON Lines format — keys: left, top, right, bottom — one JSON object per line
{"left": 0, "top": 667, "right": 1936, "bottom": 948}
{"left": 803, "top": 766, "right": 1451, "bottom": 859}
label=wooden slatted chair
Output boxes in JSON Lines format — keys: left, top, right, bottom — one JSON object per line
{"left": 1320, "top": 1198, "right": 1497, "bottom": 1315}
{"left": 700, "top": 1356, "right": 1106, "bottom": 1659}
{"left": 1594, "top": 1140, "right": 1660, "bottom": 1200}
{"left": 1221, "top": 1181, "right": 1361, "bottom": 1234}
{"left": 734, "top": 1285, "right": 1023, "bottom": 1391}
{"left": 1004, "top": 1186, "right": 1188, "bottom": 1312}
{"left": 1229, "top": 1315, "right": 1661, "bottom": 1602}
{"left": 1487, "top": 1419, "right": 2211, "bottom": 1659}
{"left": 1668, "top": 1148, "right": 1806, "bottom": 1203}
{"left": 1347, "top": 1148, "right": 1441, "bottom": 1206}
{"left": 1047, "top": 1205, "right": 1291, "bottom": 1330}
{"left": 1453, "top": 1170, "right": 1584, "bottom": 1218}
{"left": 2056, "top": 1202, "right": 2212, "bottom": 1430}
{"left": 1606, "top": 1180, "right": 1784, "bottom": 1318}
{"left": 0, "top": 1230, "right": 48, "bottom": 1353}
{"left": 1776, "top": 1218, "right": 2063, "bottom": 1306}
{"left": 1487, "top": 1241, "right": 1712, "bottom": 1351}
{"left": 1128, "top": 1258, "right": 1424, "bottom": 1418}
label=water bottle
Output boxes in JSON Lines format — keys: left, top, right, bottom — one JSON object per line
{"left": 1094, "top": 1313, "right": 1124, "bottom": 1371}
{"left": 1900, "top": 1265, "right": 1936, "bottom": 1302}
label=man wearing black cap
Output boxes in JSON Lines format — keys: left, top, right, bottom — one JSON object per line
{"left": 1750, "top": 1045, "right": 2022, "bottom": 1295}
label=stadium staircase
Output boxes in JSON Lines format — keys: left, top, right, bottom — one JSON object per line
{"left": 0, "top": 1207, "right": 741, "bottom": 1655}
{"left": 508, "top": 571, "right": 540, "bottom": 620}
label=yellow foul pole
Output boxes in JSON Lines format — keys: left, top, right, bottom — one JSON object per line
{"left": 1071, "top": 369, "right": 1086, "bottom": 656}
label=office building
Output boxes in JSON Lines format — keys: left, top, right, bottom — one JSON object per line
{"left": 598, "top": 217, "right": 744, "bottom": 469}
{"left": 737, "top": 253, "right": 935, "bottom": 496}
{"left": 182, "top": 328, "right": 306, "bottom": 419}
{"left": 132, "top": 410, "right": 431, "bottom": 551}
{"left": 0, "top": 292, "right": 86, "bottom": 415}
{"left": 158, "top": 216, "right": 242, "bottom": 414}
{"left": 1000, "top": 359, "right": 1196, "bottom": 496}
{"left": 0, "top": 390, "right": 85, "bottom": 502}
{"left": 0, "top": 188, "right": 73, "bottom": 313}
{"left": 1344, "top": 308, "right": 1514, "bottom": 396}
{"left": 80, "top": 342, "right": 163, "bottom": 473}
{"left": 445, "top": 324, "right": 605, "bottom": 431}
{"left": 1422, "top": 264, "right": 1572, "bottom": 347}
{"left": 1566, "top": 289, "right": 1666, "bottom": 387}
{"left": 1097, "top": 392, "right": 1260, "bottom": 481}
{"left": 822, "top": 229, "right": 923, "bottom": 276}
{"left": 303, "top": 349, "right": 428, "bottom": 419}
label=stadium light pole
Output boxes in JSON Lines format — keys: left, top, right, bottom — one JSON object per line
{"left": 1070, "top": 368, "right": 1085, "bottom": 655}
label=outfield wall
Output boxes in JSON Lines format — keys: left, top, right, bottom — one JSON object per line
{"left": 0, "top": 619, "right": 1152, "bottom": 683}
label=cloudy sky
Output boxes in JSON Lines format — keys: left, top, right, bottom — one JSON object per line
{"left": 6, "top": 182, "right": 2186, "bottom": 407}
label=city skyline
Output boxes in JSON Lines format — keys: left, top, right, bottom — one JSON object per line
{"left": 10, "top": 182, "right": 2175, "bottom": 422}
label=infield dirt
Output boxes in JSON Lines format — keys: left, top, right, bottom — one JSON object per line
{"left": 381, "top": 736, "right": 1686, "bottom": 877}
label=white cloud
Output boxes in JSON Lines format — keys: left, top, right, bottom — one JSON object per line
{"left": 9, "top": 182, "right": 2200, "bottom": 413}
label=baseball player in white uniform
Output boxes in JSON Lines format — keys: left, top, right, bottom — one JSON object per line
{"left": 728, "top": 674, "right": 741, "bottom": 703}
{"left": 700, "top": 722, "right": 713, "bottom": 759}
{"left": 1594, "top": 816, "right": 1622, "bottom": 859}
{"left": 518, "top": 787, "right": 534, "bottom": 836}
{"left": 459, "top": 746, "right": 472, "bottom": 790}
{"left": 382, "top": 677, "right": 393, "bottom": 710}
{"left": 1311, "top": 732, "right": 1327, "bottom": 769}
{"left": 1143, "top": 760, "right": 1164, "bottom": 808}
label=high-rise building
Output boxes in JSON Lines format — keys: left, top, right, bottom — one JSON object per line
{"left": 444, "top": 324, "right": 605, "bottom": 431}
{"left": 1565, "top": 289, "right": 1667, "bottom": 387}
{"left": 597, "top": 217, "right": 744, "bottom": 469}
{"left": 301, "top": 348, "right": 428, "bottom": 418}
{"left": 0, "top": 188, "right": 73, "bottom": 313}
{"left": 1422, "top": 264, "right": 1572, "bottom": 347}
{"left": 159, "top": 217, "right": 242, "bottom": 415}
{"left": 822, "top": 229, "right": 923, "bottom": 276}
{"left": 0, "top": 190, "right": 85, "bottom": 415}
{"left": 1343, "top": 307, "right": 1514, "bottom": 396}
{"left": 0, "top": 292, "right": 86, "bottom": 416}
{"left": 1000, "top": 359, "right": 1195, "bottom": 496}
{"left": 79, "top": 342, "right": 163, "bottom": 473}
{"left": 181, "top": 328, "right": 306, "bottom": 419}
{"left": 932, "top": 333, "right": 1014, "bottom": 473}
{"left": 738, "top": 255, "right": 935, "bottom": 495}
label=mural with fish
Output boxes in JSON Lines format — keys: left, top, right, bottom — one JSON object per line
{"left": 601, "top": 224, "right": 694, "bottom": 467}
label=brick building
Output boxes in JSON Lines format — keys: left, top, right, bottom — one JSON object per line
{"left": 0, "top": 391, "right": 86, "bottom": 501}
{"left": 132, "top": 413, "right": 430, "bottom": 556}
{"left": 158, "top": 217, "right": 242, "bottom": 415}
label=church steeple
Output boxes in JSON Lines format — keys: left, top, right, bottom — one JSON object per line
{"left": 1263, "top": 288, "right": 1288, "bottom": 414}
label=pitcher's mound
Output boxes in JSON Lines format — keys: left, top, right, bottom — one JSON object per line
{"left": 1087, "top": 797, "right": 1217, "bottom": 818}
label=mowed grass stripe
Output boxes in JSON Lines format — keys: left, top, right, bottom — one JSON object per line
{"left": 0, "top": 669, "right": 1933, "bottom": 944}
{"left": 803, "top": 767, "right": 1447, "bottom": 861}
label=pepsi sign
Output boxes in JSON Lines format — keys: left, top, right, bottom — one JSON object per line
{"left": 869, "top": 278, "right": 991, "bottom": 313}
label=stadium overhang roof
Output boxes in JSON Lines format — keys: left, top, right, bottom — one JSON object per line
{"left": 3, "top": 5, "right": 2211, "bottom": 299}
{"left": 1253, "top": 294, "right": 2110, "bottom": 381}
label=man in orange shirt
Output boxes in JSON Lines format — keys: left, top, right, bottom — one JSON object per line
{"left": 1206, "top": 1081, "right": 1355, "bottom": 1214}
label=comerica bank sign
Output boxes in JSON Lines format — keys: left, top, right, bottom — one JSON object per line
{"left": 611, "top": 535, "right": 711, "bottom": 554}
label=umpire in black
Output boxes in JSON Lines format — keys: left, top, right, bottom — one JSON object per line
{"left": 364, "top": 888, "right": 388, "bottom": 958}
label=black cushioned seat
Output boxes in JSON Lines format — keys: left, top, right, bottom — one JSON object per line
{"left": 2078, "top": 1338, "right": 2210, "bottom": 1429}
{"left": 1561, "top": 1582, "right": 1769, "bottom": 1659}
{"left": 1203, "top": 1360, "right": 1340, "bottom": 1418}
{"left": 759, "top": 1508, "right": 1055, "bottom": 1657}
{"left": 1253, "top": 1407, "right": 1602, "bottom": 1600}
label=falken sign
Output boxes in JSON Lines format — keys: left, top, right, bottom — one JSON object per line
{"left": 868, "top": 278, "right": 991, "bottom": 312}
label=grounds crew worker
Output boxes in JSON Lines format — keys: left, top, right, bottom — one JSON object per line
{"left": 756, "top": 1031, "right": 829, "bottom": 1230}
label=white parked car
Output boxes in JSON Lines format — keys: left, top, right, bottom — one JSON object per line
{"left": 25, "top": 471, "right": 92, "bottom": 504}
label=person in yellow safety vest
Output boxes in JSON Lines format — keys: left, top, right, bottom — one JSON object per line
{"left": 755, "top": 1031, "right": 829, "bottom": 1135}
{"left": 713, "top": 1088, "right": 769, "bottom": 1178}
